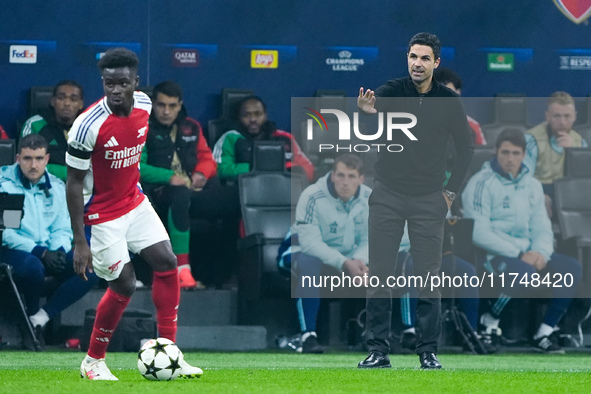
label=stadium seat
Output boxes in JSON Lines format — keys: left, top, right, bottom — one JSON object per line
{"left": 481, "top": 95, "right": 528, "bottom": 146}
{"left": 206, "top": 88, "right": 254, "bottom": 147}
{"left": 237, "top": 167, "right": 307, "bottom": 325}
{"left": 482, "top": 124, "right": 528, "bottom": 149}
{"left": 576, "top": 126, "right": 591, "bottom": 147}
{"left": 467, "top": 145, "right": 495, "bottom": 179}
{"left": 207, "top": 118, "right": 234, "bottom": 148}
{"left": 221, "top": 88, "right": 254, "bottom": 120}
{"left": 569, "top": 95, "right": 591, "bottom": 145}
{"left": 252, "top": 140, "right": 285, "bottom": 172}
{"left": 314, "top": 89, "right": 348, "bottom": 112}
{"left": 564, "top": 148, "right": 591, "bottom": 179}
{"left": 554, "top": 177, "right": 591, "bottom": 343}
{"left": 28, "top": 86, "right": 53, "bottom": 118}
{"left": 494, "top": 94, "right": 528, "bottom": 124}
{"left": 554, "top": 178, "right": 591, "bottom": 281}
{"left": 0, "top": 139, "right": 16, "bottom": 166}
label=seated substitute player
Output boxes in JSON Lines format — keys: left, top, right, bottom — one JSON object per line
{"left": 20, "top": 80, "right": 85, "bottom": 182}
{"left": 0, "top": 134, "right": 97, "bottom": 348}
{"left": 278, "top": 154, "right": 371, "bottom": 353}
{"left": 141, "top": 80, "right": 218, "bottom": 289}
{"left": 66, "top": 47, "right": 203, "bottom": 380}
{"left": 524, "top": 91, "right": 588, "bottom": 218}
{"left": 213, "top": 95, "right": 314, "bottom": 182}
{"left": 141, "top": 80, "right": 242, "bottom": 289}
{"left": 462, "top": 128, "right": 582, "bottom": 353}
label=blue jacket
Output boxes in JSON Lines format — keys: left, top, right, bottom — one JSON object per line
{"left": 292, "top": 172, "right": 371, "bottom": 271}
{"left": 461, "top": 158, "right": 553, "bottom": 261}
{"left": 0, "top": 163, "right": 72, "bottom": 257}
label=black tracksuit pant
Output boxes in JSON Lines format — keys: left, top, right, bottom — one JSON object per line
{"left": 366, "top": 180, "right": 448, "bottom": 355}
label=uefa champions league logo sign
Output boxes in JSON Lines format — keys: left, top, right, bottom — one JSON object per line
{"left": 304, "top": 108, "right": 418, "bottom": 153}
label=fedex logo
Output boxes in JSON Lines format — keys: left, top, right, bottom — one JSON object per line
{"left": 251, "top": 50, "right": 278, "bottom": 68}
{"left": 9, "top": 45, "right": 37, "bottom": 64}
{"left": 305, "top": 108, "right": 417, "bottom": 153}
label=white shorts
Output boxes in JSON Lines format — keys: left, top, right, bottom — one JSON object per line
{"left": 89, "top": 198, "right": 169, "bottom": 281}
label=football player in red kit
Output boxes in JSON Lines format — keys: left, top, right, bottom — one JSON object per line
{"left": 66, "top": 47, "right": 203, "bottom": 381}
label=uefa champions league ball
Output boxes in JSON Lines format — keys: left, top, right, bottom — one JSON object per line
{"left": 137, "top": 338, "right": 182, "bottom": 381}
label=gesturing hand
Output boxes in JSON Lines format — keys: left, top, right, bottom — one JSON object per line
{"left": 358, "top": 87, "right": 377, "bottom": 114}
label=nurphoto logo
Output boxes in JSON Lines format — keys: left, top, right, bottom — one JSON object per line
{"left": 304, "top": 107, "right": 417, "bottom": 153}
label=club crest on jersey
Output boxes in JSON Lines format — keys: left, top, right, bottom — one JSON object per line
{"left": 137, "top": 126, "right": 147, "bottom": 138}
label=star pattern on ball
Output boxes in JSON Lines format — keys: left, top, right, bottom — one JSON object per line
{"left": 153, "top": 341, "right": 168, "bottom": 356}
{"left": 166, "top": 355, "right": 182, "bottom": 376}
{"left": 138, "top": 347, "right": 149, "bottom": 359}
{"left": 144, "top": 359, "right": 163, "bottom": 380}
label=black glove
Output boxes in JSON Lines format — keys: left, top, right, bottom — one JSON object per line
{"left": 41, "top": 250, "right": 67, "bottom": 275}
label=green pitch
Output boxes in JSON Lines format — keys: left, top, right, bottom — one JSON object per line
{"left": 0, "top": 351, "right": 590, "bottom": 393}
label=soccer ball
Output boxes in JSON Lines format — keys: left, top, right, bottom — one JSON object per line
{"left": 137, "top": 338, "right": 182, "bottom": 381}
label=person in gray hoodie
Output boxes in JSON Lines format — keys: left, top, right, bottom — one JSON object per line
{"left": 281, "top": 154, "right": 371, "bottom": 353}
{"left": 462, "top": 128, "right": 582, "bottom": 353}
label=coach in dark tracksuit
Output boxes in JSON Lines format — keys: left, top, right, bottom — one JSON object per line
{"left": 357, "top": 33, "right": 473, "bottom": 369}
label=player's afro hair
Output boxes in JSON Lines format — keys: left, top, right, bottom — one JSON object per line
{"left": 98, "top": 47, "right": 139, "bottom": 71}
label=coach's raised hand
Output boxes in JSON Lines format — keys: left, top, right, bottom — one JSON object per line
{"left": 357, "top": 87, "right": 377, "bottom": 114}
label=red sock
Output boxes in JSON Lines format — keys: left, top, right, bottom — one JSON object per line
{"left": 176, "top": 253, "right": 190, "bottom": 268}
{"left": 88, "top": 288, "right": 130, "bottom": 359}
{"left": 152, "top": 269, "right": 180, "bottom": 342}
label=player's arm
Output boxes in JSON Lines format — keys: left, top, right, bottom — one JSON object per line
{"left": 65, "top": 112, "right": 98, "bottom": 280}
{"left": 66, "top": 165, "right": 92, "bottom": 281}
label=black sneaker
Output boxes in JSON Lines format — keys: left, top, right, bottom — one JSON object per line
{"left": 302, "top": 334, "right": 324, "bottom": 354}
{"left": 533, "top": 335, "right": 565, "bottom": 354}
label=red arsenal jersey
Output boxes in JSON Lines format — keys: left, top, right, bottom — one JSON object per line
{"left": 66, "top": 91, "right": 152, "bottom": 225}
